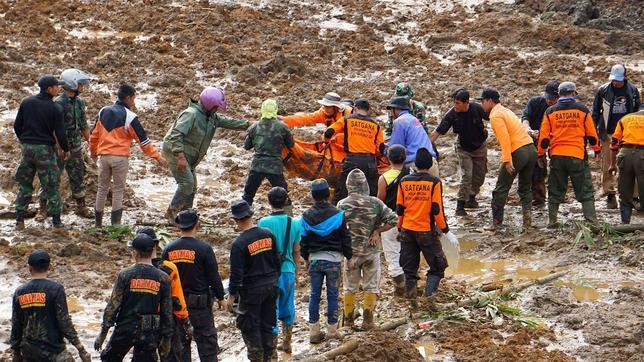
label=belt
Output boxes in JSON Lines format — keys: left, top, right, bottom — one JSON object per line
{"left": 347, "top": 152, "right": 375, "bottom": 157}
{"left": 622, "top": 144, "right": 644, "bottom": 149}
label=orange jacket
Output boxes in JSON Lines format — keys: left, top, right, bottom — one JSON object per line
{"left": 89, "top": 101, "right": 161, "bottom": 160}
{"left": 611, "top": 110, "right": 644, "bottom": 150}
{"left": 538, "top": 98, "right": 600, "bottom": 159}
{"left": 283, "top": 106, "right": 352, "bottom": 128}
{"left": 324, "top": 113, "right": 384, "bottom": 155}
{"left": 489, "top": 104, "right": 533, "bottom": 163}
{"left": 156, "top": 259, "right": 189, "bottom": 320}
{"left": 396, "top": 172, "right": 449, "bottom": 233}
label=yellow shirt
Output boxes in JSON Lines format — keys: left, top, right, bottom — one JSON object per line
{"left": 489, "top": 103, "right": 533, "bottom": 163}
{"left": 611, "top": 110, "right": 644, "bottom": 149}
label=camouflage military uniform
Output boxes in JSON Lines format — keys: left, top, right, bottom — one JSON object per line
{"left": 386, "top": 82, "right": 429, "bottom": 137}
{"left": 337, "top": 169, "right": 397, "bottom": 294}
{"left": 15, "top": 144, "right": 62, "bottom": 215}
{"left": 11, "top": 279, "right": 81, "bottom": 362}
{"left": 52, "top": 92, "right": 88, "bottom": 200}
{"left": 242, "top": 117, "right": 295, "bottom": 205}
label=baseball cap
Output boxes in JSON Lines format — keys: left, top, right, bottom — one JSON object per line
{"left": 128, "top": 234, "right": 155, "bottom": 252}
{"left": 175, "top": 208, "right": 199, "bottom": 229}
{"left": 544, "top": 80, "right": 560, "bottom": 100}
{"left": 475, "top": 88, "right": 501, "bottom": 102}
{"left": 558, "top": 81, "right": 577, "bottom": 94}
{"left": 136, "top": 227, "right": 159, "bottom": 242}
{"left": 27, "top": 249, "right": 51, "bottom": 267}
{"left": 230, "top": 200, "right": 254, "bottom": 220}
{"left": 37, "top": 75, "right": 65, "bottom": 90}
{"left": 609, "top": 64, "right": 625, "bottom": 81}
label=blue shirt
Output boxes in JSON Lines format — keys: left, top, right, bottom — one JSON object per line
{"left": 388, "top": 111, "right": 436, "bottom": 162}
{"left": 258, "top": 212, "right": 301, "bottom": 273}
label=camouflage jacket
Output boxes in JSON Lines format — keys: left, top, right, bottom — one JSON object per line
{"left": 244, "top": 117, "right": 295, "bottom": 175}
{"left": 10, "top": 279, "right": 80, "bottom": 354}
{"left": 337, "top": 169, "right": 398, "bottom": 256}
{"left": 54, "top": 93, "right": 88, "bottom": 152}
{"left": 101, "top": 263, "right": 173, "bottom": 339}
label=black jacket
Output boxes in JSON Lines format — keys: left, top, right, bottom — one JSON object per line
{"left": 229, "top": 227, "right": 281, "bottom": 295}
{"left": 14, "top": 92, "right": 69, "bottom": 151}
{"left": 300, "top": 201, "right": 352, "bottom": 260}
{"left": 592, "top": 81, "right": 640, "bottom": 138}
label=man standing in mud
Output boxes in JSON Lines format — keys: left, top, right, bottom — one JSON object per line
{"left": 95, "top": 234, "right": 174, "bottom": 361}
{"left": 539, "top": 82, "right": 601, "bottom": 228}
{"left": 227, "top": 200, "right": 281, "bottom": 362}
{"left": 163, "top": 87, "right": 249, "bottom": 223}
{"left": 13, "top": 75, "right": 69, "bottom": 230}
{"left": 11, "top": 250, "right": 91, "bottom": 362}
{"left": 242, "top": 99, "right": 294, "bottom": 207}
{"left": 36, "top": 69, "right": 93, "bottom": 221}
{"left": 337, "top": 169, "right": 397, "bottom": 330}
{"left": 521, "top": 81, "right": 560, "bottom": 207}
{"left": 477, "top": 88, "right": 536, "bottom": 230}
{"left": 324, "top": 98, "right": 385, "bottom": 203}
{"left": 431, "top": 88, "right": 489, "bottom": 216}
{"left": 592, "top": 64, "right": 641, "bottom": 209}
{"left": 162, "top": 209, "right": 226, "bottom": 361}
{"left": 396, "top": 148, "right": 457, "bottom": 306}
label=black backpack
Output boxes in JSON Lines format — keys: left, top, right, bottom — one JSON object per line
{"left": 384, "top": 166, "right": 411, "bottom": 211}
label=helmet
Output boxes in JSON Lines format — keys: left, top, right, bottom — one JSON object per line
{"left": 267, "top": 187, "right": 289, "bottom": 208}
{"left": 200, "top": 87, "right": 227, "bottom": 112}
{"left": 395, "top": 82, "right": 414, "bottom": 98}
{"left": 60, "top": 69, "right": 91, "bottom": 91}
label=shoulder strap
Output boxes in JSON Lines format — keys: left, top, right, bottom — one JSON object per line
{"left": 281, "top": 216, "right": 292, "bottom": 259}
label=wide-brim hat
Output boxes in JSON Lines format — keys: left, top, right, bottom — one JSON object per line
{"left": 317, "top": 92, "right": 345, "bottom": 109}
{"left": 175, "top": 208, "right": 199, "bottom": 229}
{"left": 230, "top": 200, "right": 254, "bottom": 220}
{"left": 386, "top": 96, "right": 410, "bottom": 110}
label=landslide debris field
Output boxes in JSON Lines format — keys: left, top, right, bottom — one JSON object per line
{"left": 0, "top": 0, "right": 642, "bottom": 361}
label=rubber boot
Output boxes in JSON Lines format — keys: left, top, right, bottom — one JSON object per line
{"left": 309, "top": 322, "right": 325, "bottom": 344}
{"left": 110, "top": 209, "right": 123, "bottom": 225}
{"left": 94, "top": 210, "right": 103, "bottom": 227}
{"left": 52, "top": 214, "right": 63, "bottom": 228}
{"left": 581, "top": 200, "right": 597, "bottom": 224}
{"left": 342, "top": 292, "right": 356, "bottom": 328}
{"left": 362, "top": 293, "right": 377, "bottom": 330}
{"left": 606, "top": 194, "right": 618, "bottom": 209}
{"left": 465, "top": 195, "right": 479, "bottom": 208}
{"left": 620, "top": 204, "right": 632, "bottom": 224}
{"left": 278, "top": 324, "right": 292, "bottom": 354}
{"left": 326, "top": 322, "right": 341, "bottom": 340}
{"left": 424, "top": 275, "right": 441, "bottom": 297}
{"left": 16, "top": 212, "right": 25, "bottom": 231}
{"left": 74, "top": 198, "right": 93, "bottom": 218}
{"left": 34, "top": 199, "right": 47, "bottom": 222}
{"left": 522, "top": 203, "right": 532, "bottom": 230}
{"left": 491, "top": 203, "right": 504, "bottom": 228}
{"left": 165, "top": 192, "right": 189, "bottom": 224}
{"left": 455, "top": 200, "right": 467, "bottom": 216}
{"left": 393, "top": 275, "right": 406, "bottom": 297}
{"left": 547, "top": 203, "right": 560, "bottom": 229}
{"left": 405, "top": 279, "right": 418, "bottom": 308}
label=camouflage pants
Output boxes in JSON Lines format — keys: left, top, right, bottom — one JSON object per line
{"left": 38, "top": 149, "right": 85, "bottom": 201}
{"left": 15, "top": 144, "right": 62, "bottom": 215}
{"left": 19, "top": 344, "right": 74, "bottom": 362}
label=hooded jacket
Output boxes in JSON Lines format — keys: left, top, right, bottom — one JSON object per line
{"left": 337, "top": 169, "right": 397, "bottom": 255}
{"left": 300, "top": 201, "right": 352, "bottom": 261}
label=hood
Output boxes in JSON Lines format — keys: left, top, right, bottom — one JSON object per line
{"left": 189, "top": 99, "right": 207, "bottom": 115}
{"left": 301, "top": 204, "right": 344, "bottom": 238}
{"left": 346, "top": 168, "right": 369, "bottom": 196}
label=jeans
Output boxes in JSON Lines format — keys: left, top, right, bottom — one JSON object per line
{"left": 308, "top": 260, "right": 341, "bottom": 325}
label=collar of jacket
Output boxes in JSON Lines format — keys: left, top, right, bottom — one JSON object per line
{"left": 38, "top": 91, "right": 53, "bottom": 100}
{"left": 558, "top": 97, "right": 576, "bottom": 103}
{"left": 271, "top": 210, "right": 286, "bottom": 216}
{"left": 115, "top": 99, "right": 130, "bottom": 109}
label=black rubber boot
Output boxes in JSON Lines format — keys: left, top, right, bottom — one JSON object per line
{"left": 522, "top": 203, "right": 532, "bottom": 230}
{"left": 52, "top": 214, "right": 63, "bottom": 228}
{"left": 606, "top": 194, "right": 618, "bottom": 209}
{"left": 620, "top": 204, "right": 632, "bottom": 224}
{"left": 110, "top": 209, "right": 123, "bottom": 225}
{"left": 547, "top": 202, "right": 560, "bottom": 229}
{"left": 404, "top": 279, "right": 418, "bottom": 308}
{"left": 95, "top": 209, "right": 103, "bottom": 227}
{"left": 465, "top": 195, "right": 479, "bottom": 208}
{"left": 165, "top": 192, "right": 190, "bottom": 224}
{"left": 455, "top": 200, "right": 467, "bottom": 216}
{"left": 491, "top": 203, "right": 504, "bottom": 227}
{"left": 581, "top": 201, "right": 597, "bottom": 223}
{"left": 424, "top": 275, "right": 441, "bottom": 297}
{"left": 16, "top": 212, "right": 25, "bottom": 231}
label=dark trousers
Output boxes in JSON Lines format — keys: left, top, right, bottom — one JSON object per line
{"left": 101, "top": 329, "right": 158, "bottom": 362}
{"left": 617, "top": 147, "right": 644, "bottom": 210}
{"left": 236, "top": 285, "right": 278, "bottom": 362}
{"left": 399, "top": 229, "right": 448, "bottom": 282}
{"left": 242, "top": 171, "right": 288, "bottom": 206}
{"left": 186, "top": 296, "right": 218, "bottom": 361}
{"left": 163, "top": 317, "right": 191, "bottom": 362}
{"left": 532, "top": 157, "right": 548, "bottom": 205}
{"left": 492, "top": 144, "right": 537, "bottom": 210}
{"left": 333, "top": 153, "right": 378, "bottom": 204}
{"left": 548, "top": 156, "right": 595, "bottom": 204}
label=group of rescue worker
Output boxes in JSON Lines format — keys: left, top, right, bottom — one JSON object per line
{"left": 10, "top": 62, "right": 642, "bottom": 361}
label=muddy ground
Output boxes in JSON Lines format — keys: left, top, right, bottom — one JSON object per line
{"left": 0, "top": 0, "right": 643, "bottom": 361}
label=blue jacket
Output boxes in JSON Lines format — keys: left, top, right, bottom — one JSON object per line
{"left": 300, "top": 201, "right": 352, "bottom": 260}
{"left": 388, "top": 111, "right": 436, "bottom": 162}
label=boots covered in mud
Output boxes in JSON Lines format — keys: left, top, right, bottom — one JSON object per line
{"left": 547, "top": 203, "right": 560, "bottom": 229}
{"left": 165, "top": 192, "right": 192, "bottom": 224}
{"left": 424, "top": 275, "right": 441, "bottom": 297}
{"left": 581, "top": 200, "right": 597, "bottom": 223}
{"left": 74, "top": 197, "right": 93, "bottom": 218}
{"left": 490, "top": 203, "right": 504, "bottom": 229}
{"left": 522, "top": 203, "right": 532, "bottom": 230}
{"left": 277, "top": 323, "right": 293, "bottom": 354}
{"left": 309, "top": 322, "right": 325, "bottom": 344}
{"left": 620, "top": 204, "right": 632, "bottom": 224}
{"left": 110, "top": 209, "right": 123, "bottom": 225}
{"left": 326, "top": 322, "right": 342, "bottom": 340}
{"left": 405, "top": 279, "right": 418, "bottom": 308}
{"left": 94, "top": 209, "right": 103, "bottom": 227}
{"left": 455, "top": 200, "right": 467, "bottom": 216}
{"left": 343, "top": 292, "right": 356, "bottom": 329}
{"left": 35, "top": 199, "right": 48, "bottom": 222}
{"left": 393, "top": 275, "right": 406, "bottom": 297}
{"left": 362, "top": 292, "right": 377, "bottom": 330}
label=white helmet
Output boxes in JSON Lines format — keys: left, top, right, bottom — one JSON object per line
{"left": 60, "top": 68, "right": 91, "bottom": 91}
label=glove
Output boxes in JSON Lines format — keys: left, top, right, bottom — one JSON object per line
{"left": 445, "top": 231, "right": 460, "bottom": 252}
{"left": 94, "top": 327, "right": 109, "bottom": 352}
{"left": 12, "top": 349, "right": 23, "bottom": 362}
{"left": 77, "top": 346, "right": 91, "bottom": 362}
{"left": 159, "top": 337, "right": 171, "bottom": 359}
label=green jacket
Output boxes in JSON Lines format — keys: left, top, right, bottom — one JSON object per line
{"left": 54, "top": 92, "right": 88, "bottom": 151}
{"left": 244, "top": 117, "right": 294, "bottom": 175}
{"left": 163, "top": 100, "right": 248, "bottom": 166}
